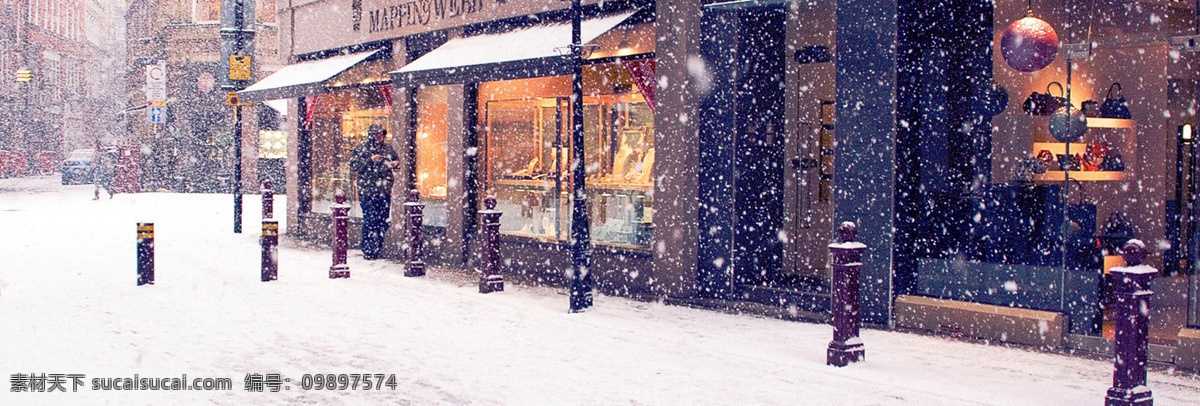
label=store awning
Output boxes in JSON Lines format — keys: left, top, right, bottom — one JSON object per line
{"left": 391, "top": 10, "right": 637, "bottom": 86}
{"left": 239, "top": 50, "right": 381, "bottom": 103}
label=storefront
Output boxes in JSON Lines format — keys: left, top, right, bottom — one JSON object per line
{"left": 888, "top": 0, "right": 1200, "bottom": 359}
{"left": 249, "top": 0, "right": 1200, "bottom": 367}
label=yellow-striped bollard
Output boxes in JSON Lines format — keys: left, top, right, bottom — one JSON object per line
{"left": 137, "top": 223, "right": 154, "bottom": 285}
{"left": 261, "top": 220, "right": 278, "bottom": 282}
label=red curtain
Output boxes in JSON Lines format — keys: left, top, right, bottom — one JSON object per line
{"left": 380, "top": 85, "right": 393, "bottom": 108}
{"left": 621, "top": 58, "right": 656, "bottom": 113}
{"left": 304, "top": 95, "right": 318, "bottom": 125}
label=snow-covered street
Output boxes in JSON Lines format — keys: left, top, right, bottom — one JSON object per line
{"left": 1, "top": 176, "right": 1198, "bottom": 405}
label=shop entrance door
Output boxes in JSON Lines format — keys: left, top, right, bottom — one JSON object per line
{"left": 701, "top": 5, "right": 833, "bottom": 314}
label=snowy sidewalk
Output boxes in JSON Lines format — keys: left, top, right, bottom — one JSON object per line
{"left": 1, "top": 176, "right": 1198, "bottom": 405}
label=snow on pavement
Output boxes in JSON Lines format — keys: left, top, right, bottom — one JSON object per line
{"left": 1, "top": 176, "right": 1198, "bottom": 405}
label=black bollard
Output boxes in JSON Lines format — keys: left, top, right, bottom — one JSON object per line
{"left": 261, "top": 220, "right": 278, "bottom": 282}
{"left": 478, "top": 196, "right": 503, "bottom": 293}
{"left": 137, "top": 223, "right": 154, "bottom": 285}
{"left": 827, "top": 221, "right": 867, "bottom": 367}
{"left": 1105, "top": 240, "right": 1157, "bottom": 406}
{"left": 329, "top": 190, "right": 350, "bottom": 279}
{"left": 403, "top": 190, "right": 425, "bottom": 277}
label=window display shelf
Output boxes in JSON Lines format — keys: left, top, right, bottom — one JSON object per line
{"left": 1032, "top": 170, "right": 1124, "bottom": 182}
{"left": 1085, "top": 117, "right": 1136, "bottom": 129}
{"left": 1032, "top": 142, "right": 1089, "bottom": 155}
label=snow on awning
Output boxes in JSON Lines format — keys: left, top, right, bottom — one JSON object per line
{"left": 391, "top": 10, "right": 637, "bottom": 86}
{"left": 262, "top": 99, "right": 288, "bottom": 117}
{"left": 239, "top": 50, "right": 380, "bottom": 103}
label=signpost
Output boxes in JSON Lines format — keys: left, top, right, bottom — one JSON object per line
{"left": 221, "top": 0, "right": 256, "bottom": 234}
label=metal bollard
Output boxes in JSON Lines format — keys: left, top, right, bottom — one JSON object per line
{"left": 1105, "top": 240, "right": 1157, "bottom": 406}
{"left": 262, "top": 180, "right": 274, "bottom": 219}
{"left": 478, "top": 195, "right": 504, "bottom": 293}
{"left": 403, "top": 190, "right": 425, "bottom": 277}
{"left": 137, "top": 223, "right": 154, "bottom": 286}
{"left": 827, "top": 221, "right": 867, "bottom": 367}
{"left": 261, "top": 220, "right": 278, "bottom": 282}
{"left": 329, "top": 190, "right": 350, "bottom": 279}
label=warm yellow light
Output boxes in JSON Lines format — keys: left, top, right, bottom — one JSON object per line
{"left": 615, "top": 47, "right": 635, "bottom": 57}
{"left": 1184, "top": 124, "right": 1194, "bottom": 141}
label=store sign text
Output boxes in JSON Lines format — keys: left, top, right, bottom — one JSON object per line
{"left": 365, "top": 0, "right": 485, "bottom": 33}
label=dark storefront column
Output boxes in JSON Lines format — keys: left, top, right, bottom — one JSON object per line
{"left": 697, "top": 9, "right": 738, "bottom": 298}
{"left": 653, "top": 0, "right": 701, "bottom": 298}
{"left": 392, "top": 39, "right": 414, "bottom": 197}
{"left": 834, "top": 0, "right": 898, "bottom": 324}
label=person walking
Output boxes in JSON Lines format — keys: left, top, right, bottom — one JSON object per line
{"left": 349, "top": 124, "right": 400, "bottom": 260}
{"left": 93, "top": 147, "right": 118, "bottom": 200}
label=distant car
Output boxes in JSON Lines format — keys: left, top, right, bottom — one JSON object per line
{"left": 61, "top": 149, "right": 95, "bottom": 185}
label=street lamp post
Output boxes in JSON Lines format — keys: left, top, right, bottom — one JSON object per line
{"left": 568, "top": 0, "right": 594, "bottom": 312}
{"left": 221, "top": 0, "right": 255, "bottom": 233}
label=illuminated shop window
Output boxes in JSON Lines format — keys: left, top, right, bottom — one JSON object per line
{"left": 477, "top": 62, "right": 655, "bottom": 248}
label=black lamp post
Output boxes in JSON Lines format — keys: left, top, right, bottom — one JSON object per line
{"left": 220, "top": 0, "right": 255, "bottom": 233}
{"left": 568, "top": 0, "right": 594, "bottom": 312}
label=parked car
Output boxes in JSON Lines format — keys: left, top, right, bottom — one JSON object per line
{"left": 61, "top": 149, "right": 95, "bottom": 185}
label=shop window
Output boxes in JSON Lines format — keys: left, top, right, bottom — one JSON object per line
{"left": 308, "top": 86, "right": 392, "bottom": 218}
{"left": 902, "top": 0, "right": 1200, "bottom": 342}
{"left": 477, "top": 62, "right": 655, "bottom": 248}
{"left": 416, "top": 85, "right": 449, "bottom": 227}
{"left": 258, "top": 130, "right": 286, "bottom": 159}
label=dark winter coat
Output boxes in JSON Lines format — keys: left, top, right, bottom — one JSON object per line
{"left": 349, "top": 139, "right": 400, "bottom": 197}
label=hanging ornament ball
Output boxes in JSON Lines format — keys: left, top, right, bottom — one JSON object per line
{"left": 1048, "top": 106, "right": 1088, "bottom": 142}
{"left": 1001, "top": 16, "right": 1059, "bottom": 72}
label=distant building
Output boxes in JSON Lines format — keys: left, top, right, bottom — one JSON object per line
{"left": 124, "top": 0, "right": 280, "bottom": 191}
{"left": 0, "top": 0, "right": 121, "bottom": 169}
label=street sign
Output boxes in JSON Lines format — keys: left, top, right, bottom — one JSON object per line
{"left": 229, "top": 55, "right": 252, "bottom": 81}
{"left": 226, "top": 91, "right": 253, "bottom": 106}
{"left": 145, "top": 61, "right": 167, "bottom": 102}
{"left": 147, "top": 100, "right": 166, "bottom": 108}
{"left": 148, "top": 106, "right": 165, "bottom": 123}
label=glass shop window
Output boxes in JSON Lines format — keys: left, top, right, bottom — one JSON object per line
{"left": 909, "top": 0, "right": 1199, "bottom": 343}
{"left": 308, "top": 86, "right": 392, "bottom": 218}
{"left": 258, "top": 130, "right": 287, "bottom": 159}
{"left": 416, "top": 85, "right": 449, "bottom": 227}
{"left": 477, "top": 62, "right": 655, "bottom": 247}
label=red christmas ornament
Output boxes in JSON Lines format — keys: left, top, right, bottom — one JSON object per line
{"left": 1000, "top": 14, "right": 1059, "bottom": 72}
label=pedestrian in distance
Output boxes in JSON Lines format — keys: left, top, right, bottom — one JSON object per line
{"left": 349, "top": 124, "right": 400, "bottom": 260}
{"left": 93, "top": 147, "right": 118, "bottom": 200}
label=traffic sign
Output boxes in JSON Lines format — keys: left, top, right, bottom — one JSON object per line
{"left": 14, "top": 69, "right": 32, "bottom": 82}
{"left": 229, "top": 55, "right": 252, "bottom": 81}
{"left": 226, "top": 92, "right": 252, "bottom": 106}
{"left": 148, "top": 106, "right": 165, "bottom": 123}
{"left": 145, "top": 62, "right": 167, "bottom": 101}
{"left": 147, "top": 100, "right": 166, "bottom": 108}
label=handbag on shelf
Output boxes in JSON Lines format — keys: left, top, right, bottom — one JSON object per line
{"left": 1036, "top": 149, "right": 1056, "bottom": 167}
{"left": 1100, "top": 83, "right": 1131, "bottom": 119}
{"left": 1023, "top": 82, "right": 1067, "bottom": 116}
{"left": 1010, "top": 157, "right": 1046, "bottom": 185}
{"left": 1082, "top": 99, "right": 1101, "bottom": 117}
{"left": 1098, "top": 153, "right": 1125, "bottom": 171}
